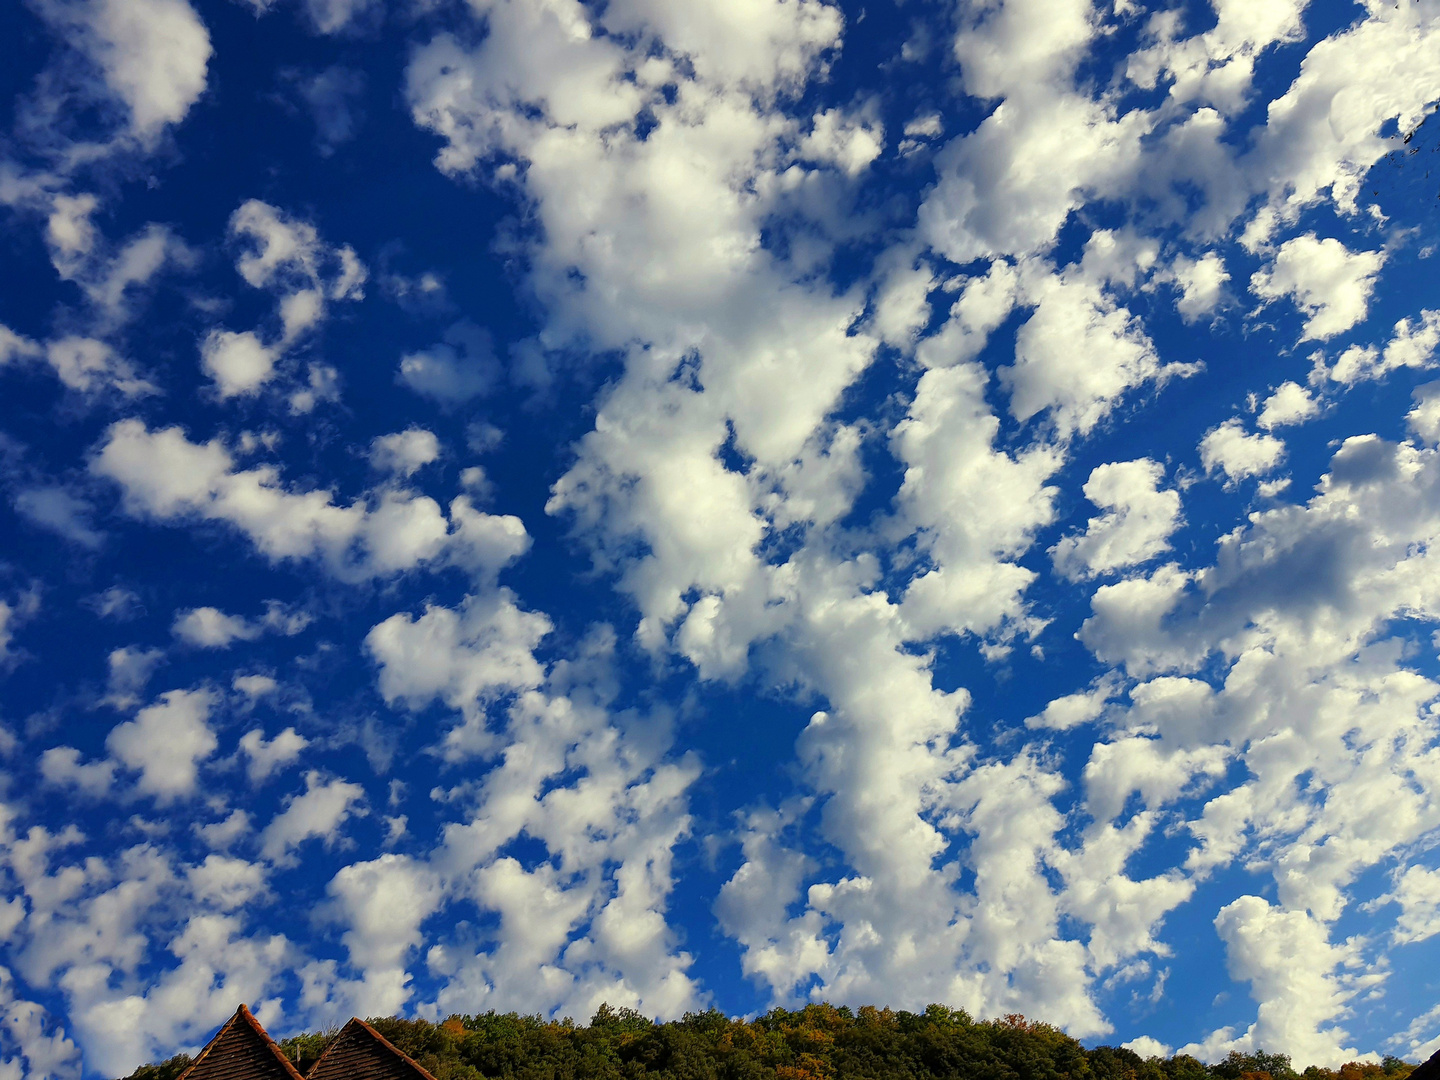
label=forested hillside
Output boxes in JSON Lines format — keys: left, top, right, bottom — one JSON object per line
{"left": 118, "top": 1004, "right": 1422, "bottom": 1080}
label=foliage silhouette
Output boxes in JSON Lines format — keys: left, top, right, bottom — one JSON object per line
{"left": 115, "top": 1005, "right": 1423, "bottom": 1080}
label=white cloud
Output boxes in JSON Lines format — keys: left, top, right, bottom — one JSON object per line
{"left": 0, "top": 591, "right": 41, "bottom": 669}
{"left": 237, "top": 727, "right": 308, "bottom": 785}
{"left": 12, "top": 487, "right": 103, "bottom": 548}
{"left": 1170, "top": 252, "right": 1230, "bottom": 323}
{"left": 171, "top": 606, "right": 260, "bottom": 648}
{"left": 301, "top": 0, "right": 379, "bottom": 34}
{"left": 0, "top": 969, "right": 82, "bottom": 1080}
{"left": 1409, "top": 381, "right": 1440, "bottom": 445}
{"left": 1051, "top": 459, "right": 1182, "bottom": 581}
{"left": 258, "top": 770, "right": 366, "bottom": 866}
{"left": 200, "top": 200, "right": 366, "bottom": 399}
{"left": 43, "top": 196, "right": 192, "bottom": 328}
{"left": 0, "top": 326, "right": 43, "bottom": 369}
{"left": 949, "top": 0, "right": 1095, "bottom": 101}
{"left": 322, "top": 854, "right": 442, "bottom": 1017}
{"left": 369, "top": 429, "right": 441, "bottom": 479}
{"left": 39, "top": 747, "right": 117, "bottom": 799}
{"left": 397, "top": 322, "right": 501, "bottom": 407}
{"left": 85, "top": 586, "right": 142, "bottom": 621}
{"left": 365, "top": 590, "right": 551, "bottom": 758}
{"left": 890, "top": 361, "right": 1059, "bottom": 641}
{"left": 1250, "top": 235, "right": 1384, "bottom": 342}
{"left": 799, "top": 108, "right": 883, "bottom": 177}
{"left": 195, "top": 809, "right": 251, "bottom": 851}
{"left": 1199, "top": 419, "right": 1285, "bottom": 484}
{"left": 1376, "top": 864, "right": 1440, "bottom": 945}
{"left": 102, "top": 646, "right": 164, "bottom": 709}
{"left": 1257, "top": 381, "right": 1320, "bottom": 429}
{"left": 60, "top": 0, "right": 212, "bottom": 144}
{"left": 187, "top": 855, "right": 268, "bottom": 912}
{"left": 920, "top": 97, "right": 1148, "bottom": 265}
{"left": 1244, "top": 3, "right": 1440, "bottom": 233}
{"left": 200, "top": 330, "right": 276, "bottom": 399}
{"left": 1123, "top": 1035, "right": 1173, "bottom": 1059}
{"left": 1197, "top": 897, "right": 1371, "bottom": 1067}
{"left": 92, "top": 420, "right": 530, "bottom": 584}
{"left": 1330, "top": 310, "right": 1440, "bottom": 385}
{"left": 171, "top": 602, "right": 309, "bottom": 648}
{"left": 232, "top": 673, "right": 278, "bottom": 699}
{"left": 1001, "top": 238, "right": 1199, "bottom": 439}
{"left": 1026, "top": 677, "right": 1119, "bottom": 732}
{"left": 293, "top": 65, "right": 365, "bottom": 154}
{"left": 105, "top": 688, "right": 217, "bottom": 802}
{"left": 43, "top": 337, "right": 154, "bottom": 398}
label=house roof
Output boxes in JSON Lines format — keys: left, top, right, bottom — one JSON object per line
{"left": 303, "top": 1017, "right": 440, "bottom": 1080}
{"left": 175, "top": 1004, "right": 306, "bottom": 1080}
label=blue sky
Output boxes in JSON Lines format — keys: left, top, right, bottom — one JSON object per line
{"left": 2, "top": 0, "right": 1440, "bottom": 1075}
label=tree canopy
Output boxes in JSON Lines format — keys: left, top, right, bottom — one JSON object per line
{"left": 116, "top": 1004, "right": 1422, "bottom": 1080}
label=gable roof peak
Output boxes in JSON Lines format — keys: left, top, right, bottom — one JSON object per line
{"left": 303, "top": 1016, "right": 440, "bottom": 1080}
{"left": 175, "top": 1003, "right": 305, "bottom": 1080}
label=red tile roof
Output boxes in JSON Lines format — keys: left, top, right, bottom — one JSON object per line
{"left": 176, "top": 1004, "right": 306, "bottom": 1080}
{"left": 303, "top": 1018, "right": 440, "bottom": 1080}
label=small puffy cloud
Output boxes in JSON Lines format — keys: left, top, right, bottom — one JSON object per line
{"left": 93, "top": 419, "right": 530, "bottom": 584}
{"left": 103, "top": 645, "right": 165, "bottom": 709}
{"left": 196, "top": 808, "right": 252, "bottom": 851}
{"left": 898, "top": 111, "right": 942, "bottom": 155}
{"left": 0, "top": 590, "right": 41, "bottom": 668}
{"left": 326, "top": 854, "right": 443, "bottom": 981}
{"left": 366, "top": 589, "right": 550, "bottom": 757}
{"left": 369, "top": 429, "right": 441, "bottom": 479}
{"left": 0, "top": 325, "right": 43, "bottom": 368}
{"left": 43, "top": 199, "right": 193, "bottom": 329}
{"left": 66, "top": 0, "right": 212, "bottom": 143}
{"left": 44, "top": 336, "right": 155, "bottom": 398}
{"left": 1207, "top": 896, "right": 1366, "bottom": 1067}
{"left": 1199, "top": 418, "right": 1285, "bottom": 484}
{"left": 1257, "top": 381, "right": 1319, "bottom": 430}
{"left": 173, "top": 602, "right": 311, "bottom": 647}
{"left": 230, "top": 200, "right": 365, "bottom": 301}
{"left": 1051, "top": 459, "right": 1181, "bottom": 580}
{"left": 1330, "top": 310, "right": 1440, "bottom": 385}
{"left": 1003, "top": 253, "right": 1199, "bottom": 439}
{"left": 1250, "top": 235, "right": 1384, "bottom": 342}
{"left": 398, "top": 321, "right": 502, "bottom": 406}
{"left": 259, "top": 770, "right": 366, "bottom": 866}
{"left": 233, "top": 673, "right": 279, "bottom": 699}
{"left": 1374, "top": 865, "right": 1440, "bottom": 945}
{"left": 12, "top": 487, "right": 104, "bottom": 548}
{"left": 1026, "top": 677, "right": 1119, "bottom": 732}
{"left": 47, "top": 193, "right": 99, "bottom": 271}
{"left": 237, "top": 727, "right": 309, "bottom": 784}
{"left": 1122, "top": 1036, "right": 1173, "bottom": 1059}
{"left": 172, "top": 606, "right": 260, "bottom": 648}
{"left": 200, "top": 329, "right": 276, "bottom": 398}
{"left": 39, "top": 746, "right": 117, "bottom": 798}
{"left": 292, "top": 65, "right": 365, "bottom": 155}
{"left": 302, "top": 0, "right": 381, "bottom": 34}
{"left": 199, "top": 200, "right": 366, "bottom": 398}
{"left": 1170, "top": 252, "right": 1229, "bottom": 323}
{"left": 85, "top": 585, "right": 143, "bottom": 621}
{"left": 188, "top": 854, "right": 269, "bottom": 912}
{"left": 1408, "top": 381, "right": 1440, "bottom": 445}
{"left": 105, "top": 688, "right": 218, "bottom": 801}
{"left": 799, "top": 108, "right": 883, "bottom": 176}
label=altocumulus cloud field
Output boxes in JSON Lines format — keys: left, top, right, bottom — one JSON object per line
{"left": 1, "top": 0, "right": 1440, "bottom": 1074}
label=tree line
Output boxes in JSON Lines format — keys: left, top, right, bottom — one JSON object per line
{"left": 119, "top": 1003, "right": 1421, "bottom": 1080}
